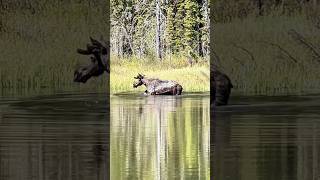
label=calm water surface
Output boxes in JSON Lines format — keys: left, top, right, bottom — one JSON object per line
{"left": 214, "top": 95, "right": 320, "bottom": 180}
{"left": 0, "top": 93, "right": 109, "bottom": 180}
{"left": 111, "top": 93, "right": 210, "bottom": 180}
{"left": 1, "top": 93, "right": 320, "bottom": 180}
{"left": 0, "top": 92, "right": 210, "bottom": 180}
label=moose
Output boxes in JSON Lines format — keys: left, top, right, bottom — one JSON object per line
{"left": 73, "top": 37, "right": 109, "bottom": 83}
{"left": 212, "top": 69, "right": 233, "bottom": 106}
{"left": 73, "top": 37, "right": 233, "bottom": 105}
{"left": 133, "top": 74, "right": 183, "bottom": 95}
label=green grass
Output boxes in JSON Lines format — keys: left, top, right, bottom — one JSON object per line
{"left": 110, "top": 56, "right": 210, "bottom": 93}
{"left": 214, "top": 15, "right": 320, "bottom": 96}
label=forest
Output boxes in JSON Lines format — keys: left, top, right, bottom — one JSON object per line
{"left": 110, "top": 0, "right": 209, "bottom": 59}
{"left": 109, "top": 0, "right": 210, "bottom": 93}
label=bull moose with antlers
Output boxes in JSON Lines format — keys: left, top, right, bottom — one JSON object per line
{"left": 73, "top": 37, "right": 109, "bottom": 83}
{"left": 73, "top": 37, "right": 233, "bottom": 105}
{"left": 133, "top": 74, "right": 183, "bottom": 95}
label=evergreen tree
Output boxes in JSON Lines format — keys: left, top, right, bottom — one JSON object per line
{"left": 184, "top": 0, "right": 199, "bottom": 53}
{"left": 175, "top": 0, "right": 186, "bottom": 52}
{"left": 165, "top": 2, "right": 177, "bottom": 54}
{"left": 111, "top": 0, "right": 210, "bottom": 58}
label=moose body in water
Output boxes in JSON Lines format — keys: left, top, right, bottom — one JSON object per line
{"left": 212, "top": 69, "right": 233, "bottom": 106}
{"left": 133, "top": 74, "right": 183, "bottom": 95}
{"left": 73, "top": 37, "right": 233, "bottom": 105}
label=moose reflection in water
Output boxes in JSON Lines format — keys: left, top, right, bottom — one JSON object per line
{"left": 133, "top": 73, "right": 183, "bottom": 95}
{"left": 111, "top": 95, "right": 210, "bottom": 179}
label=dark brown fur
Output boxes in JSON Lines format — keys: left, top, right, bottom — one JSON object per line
{"left": 74, "top": 37, "right": 109, "bottom": 83}
{"left": 133, "top": 74, "right": 183, "bottom": 95}
{"left": 212, "top": 69, "right": 233, "bottom": 106}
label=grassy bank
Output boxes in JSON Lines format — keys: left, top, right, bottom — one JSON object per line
{"left": 110, "top": 56, "right": 209, "bottom": 93}
{"left": 214, "top": 15, "right": 320, "bottom": 96}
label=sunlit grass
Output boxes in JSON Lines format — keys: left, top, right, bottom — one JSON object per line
{"left": 110, "top": 56, "right": 210, "bottom": 93}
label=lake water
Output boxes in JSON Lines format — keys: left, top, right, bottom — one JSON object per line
{"left": 0, "top": 92, "right": 210, "bottom": 180}
{"left": 0, "top": 93, "right": 319, "bottom": 180}
{"left": 213, "top": 95, "right": 320, "bottom": 180}
{"left": 111, "top": 93, "right": 210, "bottom": 180}
{"left": 0, "top": 93, "right": 110, "bottom": 180}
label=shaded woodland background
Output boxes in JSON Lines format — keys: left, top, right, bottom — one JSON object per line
{"left": 0, "top": 0, "right": 109, "bottom": 96}
{"left": 211, "top": 0, "right": 320, "bottom": 95}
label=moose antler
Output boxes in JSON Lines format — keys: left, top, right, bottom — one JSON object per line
{"left": 134, "top": 73, "right": 145, "bottom": 79}
{"left": 90, "top": 37, "right": 103, "bottom": 47}
{"left": 77, "top": 37, "right": 108, "bottom": 54}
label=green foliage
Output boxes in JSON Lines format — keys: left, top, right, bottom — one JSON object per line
{"left": 184, "top": 0, "right": 199, "bottom": 51}
{"left": 164, "top": 0, "right": 207, "bottom": 56}
{"left": 165, "top": 3, "right": 178, "bottom": 53}
{"left": 111, "top": 0, "right": 210, "bottom": 58}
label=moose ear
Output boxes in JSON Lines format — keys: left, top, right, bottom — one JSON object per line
{"left": 134, "top": 74, "right": 140, "bottom": 79}
{"left": 90, "top": 37, "right": 102, "bottom": 47}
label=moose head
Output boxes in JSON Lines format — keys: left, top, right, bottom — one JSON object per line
{"left": 74, "top": 37, "right": 110, "bottom": 83}
{"left": 133, "top": 73, "right": 145, "bottom": 88}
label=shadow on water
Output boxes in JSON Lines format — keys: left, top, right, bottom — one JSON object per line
{"left": 0, "top": 93, "right": 109, "bottom": 180}
{"left": 111, "top": 93, "right": 210, "bottom": 180}
{"left": 212, "top": 95, "right": 320, "bottom": 180}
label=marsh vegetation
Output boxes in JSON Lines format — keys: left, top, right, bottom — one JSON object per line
{"left": 211, "top": 0, "right": 320, "bottom": 95}
{"left": 0, "top": 0, "right": 109, "bottom": 96}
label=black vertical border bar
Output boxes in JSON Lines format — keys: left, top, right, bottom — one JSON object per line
{"left": 209, "top": 0, "right": 215, "bottom": 179}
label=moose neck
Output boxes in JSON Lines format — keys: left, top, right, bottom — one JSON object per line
{"left": 141, "top": 78, "right": 150, "bottom": 87}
